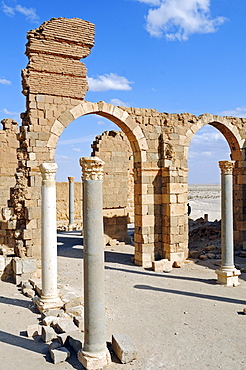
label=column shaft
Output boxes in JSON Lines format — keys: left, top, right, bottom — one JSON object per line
{"left": 68, "top": 176, "right": 75, "bottom": 226}
{"left": 216, "top": 160, "right": 240, "bottom": 286}
{"left": 37, "top": 162, "right": 63, "bottom": 312}
{"left": 221, "top": 170, "right": 234, "bottom": 268}
{"left": 78, "top": 157, "right": 111, "bottom": 369}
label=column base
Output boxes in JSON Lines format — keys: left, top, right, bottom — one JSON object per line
{"left": 35, "top": 296, "right": 64, "bottom": 313}
{"left": 215, "top": 267, "right": 241, "bottom": 287}
{"left": 78, "top": 348, "right": 111, "bottom": 370}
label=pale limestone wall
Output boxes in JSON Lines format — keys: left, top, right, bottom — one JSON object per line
{"left": 4, "top": 16, "right": 246, "bottom": 269}
{"left": 91, "top": 130, "right": 133, "bottom": 242}
{"left": 56, "top": 182, "right": 82, "bottom": 222}
{"left": 0, "top": 119, "right": 19, "bottom": 249}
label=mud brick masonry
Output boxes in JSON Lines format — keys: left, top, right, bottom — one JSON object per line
{"left": 1, "top": 17, "right": 246, "bottom": 271}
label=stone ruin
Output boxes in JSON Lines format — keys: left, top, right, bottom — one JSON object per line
{"left": 1, "top": 16, "right": 246, "bottom": 282}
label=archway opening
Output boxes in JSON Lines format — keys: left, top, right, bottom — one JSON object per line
{"left": 188, "top": 123, "right": 231, "bottom": 262}
{"left": 54, "top": 112, "right": 136, "bottom": 293}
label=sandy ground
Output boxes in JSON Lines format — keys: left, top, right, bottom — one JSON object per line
{"left": 188, "top": 184, "right": 221, "bottom": 221}
{"left": 1, "top": 186, "right": 246, "bottom": 369}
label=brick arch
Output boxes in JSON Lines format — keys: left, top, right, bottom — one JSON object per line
{"left": 48, "top": 101, "right": 148, "bottom": 161}
{"left": 48, "top": 100, "right": 149, "bottom": 267}
{"left": 184, "top": 114, "right": 244, "bottom": 247}
{"left": 185, "top": 114, "right": 242, "bottom": 161}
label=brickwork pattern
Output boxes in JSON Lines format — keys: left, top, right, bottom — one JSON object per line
{"left": 91, "top": 130, "right": 133, "bottom": 242}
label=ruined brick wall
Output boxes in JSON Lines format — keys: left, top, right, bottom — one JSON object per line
{"left": 0, "top": 119, "right": 19, "bottom": 212}
{"left": 91, "top": 130, "right": 133, "bottom": 242}
{"left": 0, "top": 119, "right": 19, "bottom": 247}
{"left": 9, "top": 18, "right": 95, "bottom": 258}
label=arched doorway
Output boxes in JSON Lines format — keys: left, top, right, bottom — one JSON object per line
{"left": 48, "top": 101, "right": 148, "bottom": 266}
{"left": 186, "top": 117, "right": 243, "bottom": 262}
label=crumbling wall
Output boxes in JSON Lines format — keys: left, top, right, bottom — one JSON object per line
{"left": 0, "top": 119, "right": 19, "bottom": 250}
{"left": 8, "top": 18, "right": 95, "bottom": 259}
{"left": 91, "top": 130, "right": 133, "bottom": 242}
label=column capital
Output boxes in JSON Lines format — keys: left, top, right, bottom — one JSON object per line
{"left": 40, "top": 162, "right": 58, "bottom": 181}
{"left": 68, "top": 176, "right": 75, "bottom": 183}
{"left": 219, "top": 160, "right": 235, "bottom": 174}
{"left": 80, "top": 156, "right": 104, "bottom": 181}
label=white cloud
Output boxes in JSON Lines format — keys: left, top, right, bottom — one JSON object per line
{"left": 2, "top": 2, "right": 14, "bottom": 16}
{"left": 71, "top": 147, "right": 81, "bottom": 152}
{"left": 97, "top": 120, "right": 105, "bottom": 125}
{"left": 201, "top": 151, "right": 212, "bottom": 157}
{"left": 220, "top": 107, "right": 246, "bottom": 118}
{"left": 1, "top": 108, "right": 19, "bottom": 116}
{"left": 135, "top": 0, "right": 226, "bottom": 40}
{"left": 110, "top": 98, "right": 129, "bottom": 107}
{"left": 137, "top": 0, "right": 161, "bottom": 5}
{"left": 2, "top": 2, "right": 38, "bottom": 22}
{"left": 87, "top": 73, "right": 133, "bottom": 92}
{"left": 192, "top": 131, "right": 224, "bottom": 144}
{"left": 58, "top": 135, "right": 95, "bottom": 146}
{"left": 55, "top": 154, "right": 72, "bottom": 164}
{"left": 0, "top": 78, "right": 11, "bottom": 85}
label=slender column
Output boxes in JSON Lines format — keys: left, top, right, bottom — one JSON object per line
{"left": 78, "top": 157, "right": 111, "bottom": 369}
{"left": 36, "top": 162, "right": 63, "bottom": 312}
{"left": 68, "top": 176, "right": 75, "bottom": 230}
{"left": 215, "top": 161, "right": 240, "bottom": 286}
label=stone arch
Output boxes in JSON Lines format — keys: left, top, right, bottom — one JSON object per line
{"left": 185, "top": 114, "right": 244, "bottom": 246}
{"left": 185, "top": 114, "right": 242, "bottom": 161}
{"left": 48, "top": 101, "right": 149, "bottom": 266}
{"left": 48, "top": 101, "right": 148, "bottom": 162}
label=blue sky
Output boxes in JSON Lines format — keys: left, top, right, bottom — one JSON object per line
{"left": 0, "top": 0, "right": 244, "bottom": 183}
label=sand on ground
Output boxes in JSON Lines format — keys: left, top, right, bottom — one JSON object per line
{"left": 1, "top": 186, "right": 246, "bottom": 369}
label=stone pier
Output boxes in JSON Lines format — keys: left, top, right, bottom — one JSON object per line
{"left": 68, "top": 176, "right": 75, "bottom": 230}
{"left": 78, "top": 157, "right": 111, "bottom": 369}
{"left": 215, "top": 160, "right": 240, "bottom": 286}
{"left": 36, "top": 163, "right": 63, "bottom": 312}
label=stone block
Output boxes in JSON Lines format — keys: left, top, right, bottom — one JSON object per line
{"left": 42, "top": 325, "right": 57, "bottom": 343}
{"left": 68, "top": 331, "right": 84, "bottom": 352}
{"left": 26, "top": 324, "right": 41, "bottom": 338}
{"left": 50, "top": 347, "right": 70, "bottom": 364}
{"left": 112, "top": 333, "right": 137, "bottom": 364}
{"left": 41, "top": 308, "right": 64, "bottom": 318}
{"left": 43, "top": 316, "right": 59, "bottom": 326}
{"left": 55, "top": 319, "right": 79, "bottom": 333}
{"left": 22, "top": 258, "right": 36, "bottom": 273}
{"left": 12, "top": 257, "right": 23, "bottom": 275}
{"left": 57, "top": 333, "right": 69, "bottom": 346}
{"left": 78, "top": 348, "right": 111, "bottom": 369}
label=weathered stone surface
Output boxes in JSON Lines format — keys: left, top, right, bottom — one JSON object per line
{"left": 50, "top": 347, "right": 70, "bottom": 364}
{"left": 55, "top": 319, "right": 79, "bottom": 333}
{"left": 41, "top": 325, "right": 57, "bottom": 342}
{"left": 57, "top": 333, "right": 69, "bottom": 346}
{"left": 78, "top": 348, "right": 111, "bottom": 369}
{"left": 26, "top": 324, "right": 41, "bottom": 338}
{"left": 112, "top": 333, "right": 137, "bottom": 364}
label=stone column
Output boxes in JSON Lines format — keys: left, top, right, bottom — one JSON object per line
{"left": 68, "top": 176, "right": 75, "bottom": 230}
{"left": 215, "top": 160, "right": 240, "bottom": 286}
{"left": 37, "top": 163, "right": 63, "bottom": 312}
{"left": 78, "top": 157, "right": 111, "bottom": 369}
